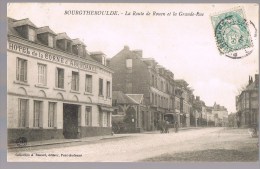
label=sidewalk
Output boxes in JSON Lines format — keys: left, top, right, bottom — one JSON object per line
{"left": 8, "top": 127, "right": 201, "bottom": 149}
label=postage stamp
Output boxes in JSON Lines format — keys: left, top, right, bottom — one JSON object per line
{"left": 211, "top": 8, "right": 253, "bottom": 59}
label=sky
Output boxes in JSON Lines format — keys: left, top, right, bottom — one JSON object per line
{"left": 7, "top": 3, "right": 259, "bottom": 113}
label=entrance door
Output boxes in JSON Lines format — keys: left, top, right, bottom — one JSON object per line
{"left": 63, "top": 104, "right": 79, "bottom": 139}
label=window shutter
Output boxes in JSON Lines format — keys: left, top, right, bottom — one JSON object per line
{"left": 16, "top": 58, "right": 19, "bottom": 80}
{"left": 18, "top": 99, "right": 21, "bottom": 127}
{"left": 55, "top": 68, "right": 58, "bottom": 87}
{"left": 90, "top": 108, "right": 92, "bottom": 126}
{"left": 99, "top": 111, "right": 103, "bottom": 127}
{"left": 78, "top": 107, "right": 81, "bottom": 126}
{"left": 25, "top": 100, "right": 29, "bottom": 127}
{"left": 39, "top": 102, "right": 43, "bottom": 128}
{"left": 24, "top": 61, "right": 27, "bottom": 81}
{"left": 108, "top": 112, "right": 110, "bottom": 127}
{"left": 45, "top": 66, "right": 47, "bottom": 85}
{"left": 61, "top": 69, "right": 64, "bottom": 88}
{"left": 54, "top": 103, "right": 57, "bottom": 128}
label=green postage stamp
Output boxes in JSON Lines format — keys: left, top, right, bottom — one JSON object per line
{"left": 211, "top": 8, "right": 253, "bottom": 59}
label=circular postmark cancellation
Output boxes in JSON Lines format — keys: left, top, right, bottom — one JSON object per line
{"left": 16, "top": 137, "right": 27, "bottom": 147}
{"left": 211, "top": 8, "right": 254, "bottom": 59}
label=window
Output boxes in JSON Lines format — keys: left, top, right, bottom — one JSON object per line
{"left": 102, "top": 56, "right": 106, "bottom": 66}
{"left": 56, "top": 68, "right": 64, "bottom": 88}
{"left": 126, "top": 59, "right": 132, "bottom": 68}
{"left": 48, "top": 102, "right": 56, "bottom": 127}
{"left": 99, "top": 78, "right": 103, "bottom": 96}
{"left": 33, "top": 101, "right": 43, "bottom": 127}
{"left": 38, "top": 64, "right": 47, "bottom": 85}
{"left": 98, "top": 111, "right": 103, "bottom": 126}
{"left": 85, "top": 106, "right": 92, "bottom": 126}
{"left": 103, "top": 112, "right": 108, "bottom": 127}
{"left": 71, "top": 71, "right": 79, "bottom": 91}
{"left": 152, "top": 75, "right": 155, "bottom": 86}
{"left": 48, "top": 35, "right": 54, "bottom": 48}
{"left": 28, "top": 28, "right": 36, "bottom": 41}
{"left": 107, "top": 112, "right": 110, "bottom": 127}
{"left": 85, "top": 74, "right": 92, "bottom": 93}
{"left": 155, "top": 94, "right": 157, "bottom": 106}
{"left": 18, "top": 99, "right": 28, "bottom": 127}
{"left": 106, "top": 81, "right": 111, "bottom": 98}
{"left": 16, "top": 58, "right": 27, "bottom": 82}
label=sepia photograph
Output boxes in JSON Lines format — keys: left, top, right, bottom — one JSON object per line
{"left": 6, "top": 3, "right": 259, "bottom": 162}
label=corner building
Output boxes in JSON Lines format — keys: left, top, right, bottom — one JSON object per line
{"left": 7, "top": 18, "right": 113, "bottom": 143}
{"left": 109, "top": 46, "right": 177, "bottom": 131}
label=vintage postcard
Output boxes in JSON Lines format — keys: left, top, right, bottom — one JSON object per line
{"left": 6, "top": 3, "right": 259, "bottom": 162}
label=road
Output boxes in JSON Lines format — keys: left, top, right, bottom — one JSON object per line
{"left": 8, "top": 127, "right": 259, "bottom": 162}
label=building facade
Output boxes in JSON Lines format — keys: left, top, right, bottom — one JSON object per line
{"left": 109, "top": 46, "right": 194, "bottom": 131}
{"left": 7, "top": 18, "right": 113, "bottom": 143}
{"left": 212, "top": 103, "right": 229, "bottom": 127}
{"left": 174, "top": 80, "right": 193, "bottom": 127}
{"left": 112, "top": 91, "right": 147, "bottom": 133}
{"left": 236, "top": 74, "right": 259, "bottom": 127}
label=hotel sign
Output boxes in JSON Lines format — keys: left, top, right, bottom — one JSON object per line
{"left": 8, "top": 42, "right": 97, "bottom": 72}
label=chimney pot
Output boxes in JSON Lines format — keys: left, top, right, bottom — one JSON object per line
{"left": 124, "top": 45, "right": 129, "bottom": 50}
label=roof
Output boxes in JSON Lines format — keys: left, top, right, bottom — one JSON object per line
{"left": 36, "top": 26, "right": 57, "bottom": 35}
{"left": 175, "top": 79, "right": 189, "bottom": 88}
{"left": 246, "top": 80, "right": 258, "bottom": 90}
{"left": 126, "top": 94, "right": 143, "bottom": 104}
{"left": 112, "top": 91, "right": 138, "bottom": 105}
{"left": 8, "top": 18, "right": 20, "bottom": 36}
{"left": 90, "top": 51, "right": 105, "bottom": 55}
{"left": 72, "top": 38, "right": 86, "bottom": 46}
{"left": 55, "top": 32, "right": 71, "bottom": 40}
{"left": 12, "top": 18, "right": 37, "bottom": 28}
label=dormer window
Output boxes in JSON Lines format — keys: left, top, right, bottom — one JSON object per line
{"left": 55, "top": 33, "right": 72, "bottom": 53}
{"left": 48, "top": 35, "right": 54, "bottom": 48}
{"left": 72, "top": 39, "right": 86, "bottom": 57}
{"left": 36, "top": 26, "right": 56, "bottom": 48}
{"left": 28, "top": 27, "right": 36, "bottom": 41}
{"left": 13, "top": 18, "right": 37, "bottom": 42}
{"left": 102, "top": 56, "right": 106, "bottom": 66}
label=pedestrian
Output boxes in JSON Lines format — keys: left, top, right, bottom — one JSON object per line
{"left": 174, "top": 121, "right": 179, "bottom": 133}
{"left": 165, "top": 120, "right": 169, "bottom": 133}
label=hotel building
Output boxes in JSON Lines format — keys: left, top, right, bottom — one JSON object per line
{"left": 7, "top": 18, "right": 113, "bottom": 143}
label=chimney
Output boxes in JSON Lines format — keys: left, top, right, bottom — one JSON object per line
{"left": 255, "top": 74, "right": 259, "bottom": 87}
{"left": 124, "top": 45, "right": 129, "bottom": 50}
{"left": 255, "top": 74, "right": 259, "bottom": 82}
{"left": 132, "top": 50, "right": 142, "bottom": 58}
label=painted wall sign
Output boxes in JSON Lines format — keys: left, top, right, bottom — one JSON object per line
{"left": 8, "top": 42, "right": 97, "bottom": 72}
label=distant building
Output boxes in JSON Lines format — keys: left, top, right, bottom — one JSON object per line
{"left": 228, "top": 113, "right": 237, "bottom": 127}
{"left": 7, "top": 18, "right": 113, "bottom": 143}
{"left": 109, "top": 46, "right": 184, "bottom": 131}
{"left": 112, "top": 91, "right": 146, "bottom": 133}
{"left": 175, "top": 80, "right": 193, "bottom": 127}
{"left": 212, "top": 103, "right": 228, "bottom": 127}
{"left": 206, "top": 106, "right": 215, "bottom": 126}
{"left": 236, "top": 74, "right": 259, "bottom": 127}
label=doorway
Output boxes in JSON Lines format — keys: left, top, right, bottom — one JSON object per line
{"left": 63, "top": 104, "right": 79, "bottom": 139}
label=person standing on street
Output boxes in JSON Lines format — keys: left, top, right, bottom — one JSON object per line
{"left": 174, "top": 121, "right": 179, "bottom": 133}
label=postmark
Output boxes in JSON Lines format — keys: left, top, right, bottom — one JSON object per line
{"left": 211, "top": 8, "right": 254, "bottom": 59}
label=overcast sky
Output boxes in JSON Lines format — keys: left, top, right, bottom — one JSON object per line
{"left": 7, "top": 3, "right": 259, "bottom": 113}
